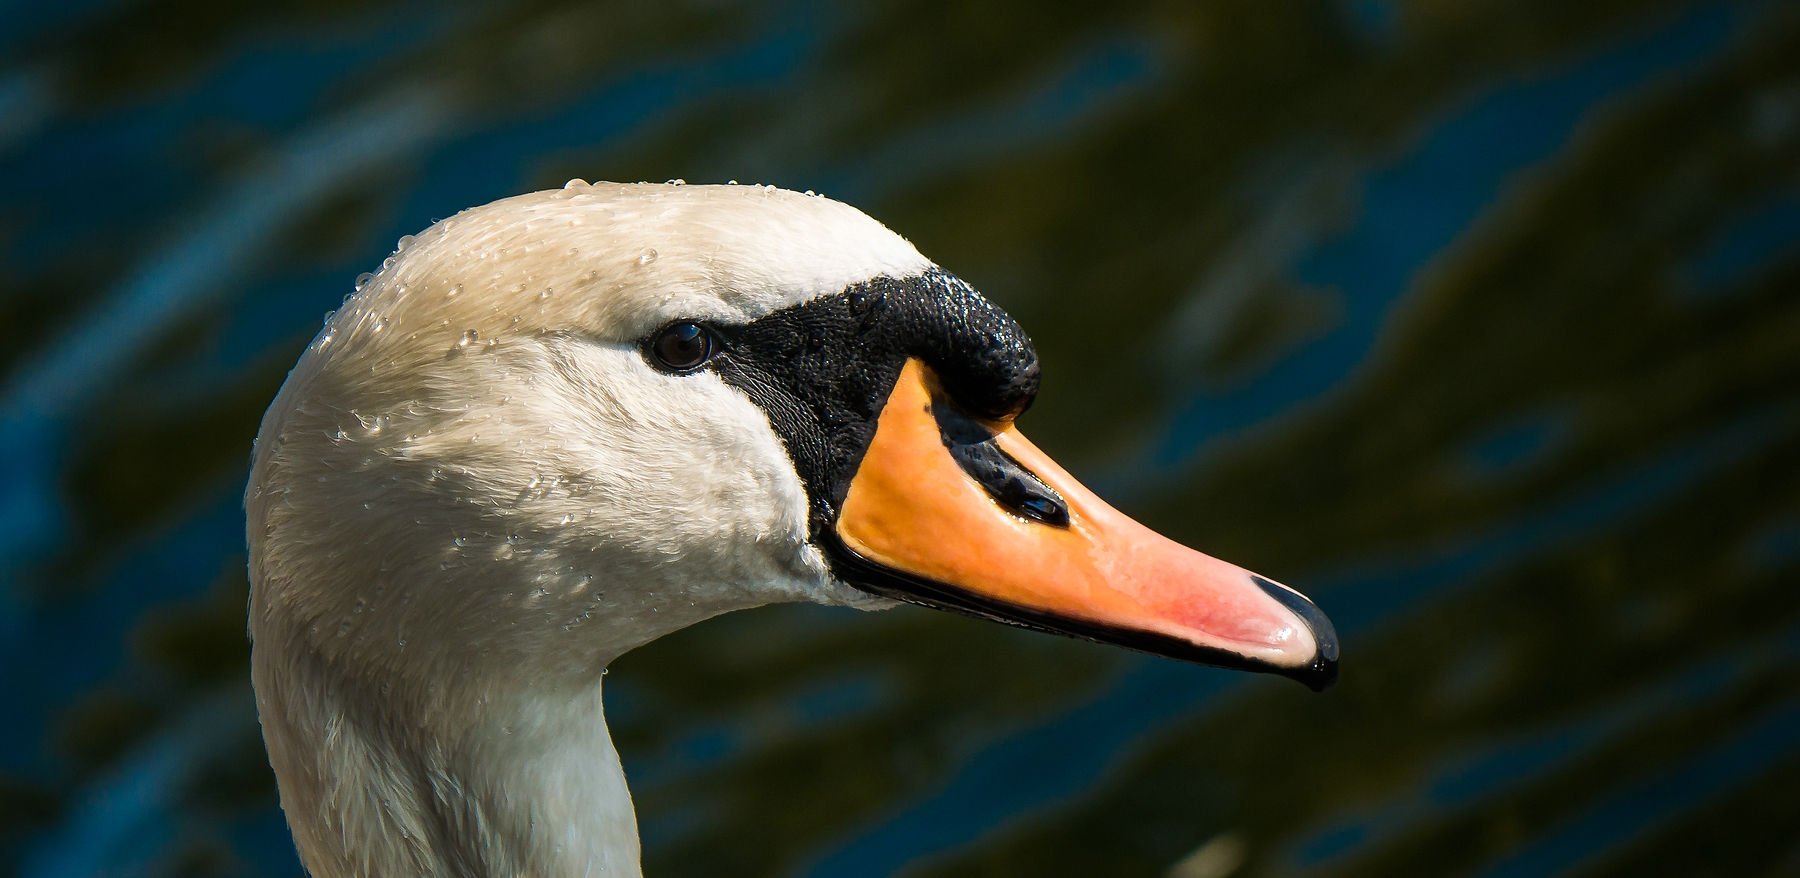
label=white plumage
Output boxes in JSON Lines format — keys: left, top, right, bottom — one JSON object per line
{"left": 249, "top": 183, "right": 917, "bottom": 878}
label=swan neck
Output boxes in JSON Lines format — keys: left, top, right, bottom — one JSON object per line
{"left": 255, "top": 641, "right": 642, "bottom": 878}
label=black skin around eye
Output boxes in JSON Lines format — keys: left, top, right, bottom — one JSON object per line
{"left": 650, "top": 323, "right": 715, "bottom": 371}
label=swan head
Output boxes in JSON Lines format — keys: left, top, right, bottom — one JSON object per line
{"left": 245, "top": 181, "right": 1337, "bottom": 877}
{"left": 249, "top": 178, "right": 1337, "bottom": 698}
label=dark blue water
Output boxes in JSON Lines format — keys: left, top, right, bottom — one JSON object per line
{"left": 4, "top": 1, "right": 1799, "bottom": 876}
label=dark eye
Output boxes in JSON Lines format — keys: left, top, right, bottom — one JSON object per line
{"left": 649, "top": 323, "right": 716, "bottom": 371}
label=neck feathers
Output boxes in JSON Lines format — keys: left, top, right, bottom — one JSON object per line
{"left": 252, "top": 625, "right": 642, "bottom": 878}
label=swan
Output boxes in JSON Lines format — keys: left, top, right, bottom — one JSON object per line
{"left": 245, "top": 181, "right": 1337, "bottom": 878}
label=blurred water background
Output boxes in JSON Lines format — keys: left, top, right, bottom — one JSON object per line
{"left": 3, "top": 0, "right": 1800, "bottom": 875}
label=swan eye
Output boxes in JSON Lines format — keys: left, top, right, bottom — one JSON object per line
{"left": 648, "top": 323, "right": 716, "bottom": 372}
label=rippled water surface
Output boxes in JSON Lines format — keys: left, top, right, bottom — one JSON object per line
{"left": 4, "top": 1, "right": 1800, "bottom": 876}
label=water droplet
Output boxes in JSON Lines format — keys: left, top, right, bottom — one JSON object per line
{"left": 459, "top": 329, "right": 479, "bottom": 348}
{"left": 601, "top": 667, "right": 609, "bottom": 676}
{"left": 637, "top": 249, "right": 657, "bottom": 265}
{"left": 805, "top": 189, "right": 815, "bottom": 196}
{"left": 354, "top": 272, "right": 375, "bottom": 291}
{"left": 396, "top": 234, "right": 415, "bottom": 251}
{"left": 564, "top": 178, "right": 589, "bottom": 189}
{"left": 322, "top": 309, "right": 337, "bottom": 325}
{"left": 447, "top": 284, "right": 462, "bottom": 297}
{"left": 665, "top": 178, "right": 686, "bottom": 185}
{"left": 728, "top": 179, "right": 738, "bottom": 184}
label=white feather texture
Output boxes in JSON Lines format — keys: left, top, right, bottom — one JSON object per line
{"left": 246, "top": 183, "right": 925, "bottom": 878}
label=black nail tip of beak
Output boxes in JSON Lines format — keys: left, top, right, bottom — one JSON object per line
{"left": 1253, "top": 574, "right": 1340, "bottom": 692}
{"left": 1287, "top": 655, "right": 1339, "bottom": 692}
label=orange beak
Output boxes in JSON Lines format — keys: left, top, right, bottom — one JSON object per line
{"left": 832, "top": 359, "right": 1337, "bottom": 690}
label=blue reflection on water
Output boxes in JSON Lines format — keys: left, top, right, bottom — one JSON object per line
{"left": 1682, "top": 190, "right": 1800, "bottom": 293}
{"left": 0, "top": 0, "right": 117, "bottom": 55}
{"left": 1153, "top": 4, "right": 1736, "bottom": 471}
{"left": 795, "top": 654, "right": 1221, "bottom": 878}
{"left": 1744, "top": 515, "right": 1800, "bottom": 572}
{"left": 0, "top": 497, "right": 245, "bottom": 776}
{"left": 1460, "top": 409, "right": 1573, "bottom": 480}
{"left": 1475, "top": 695, "right": 1800, "bottom": 878}
{"left": 22, "top": 692, "right": 255, "bottom": 878}
{"left": 817, "top": 35, "right": 1165, "bottom": 206}
{"left": 1289, "top": 621, "right": 1800, "bottom": 873}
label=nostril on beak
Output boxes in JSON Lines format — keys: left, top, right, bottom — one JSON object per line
{"left": 931, "top": 397, "right": 1069, "bottom": 527}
